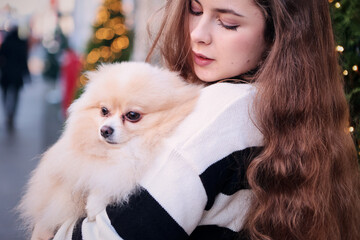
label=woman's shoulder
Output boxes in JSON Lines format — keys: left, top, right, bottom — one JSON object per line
{"left": 167, "top": 82, "right": 263, "bottom": 168}
{"left": 194, "top": 82, "right": 257, "bottom": 118}
{"left": 171, "top": 82, "right": 261, "bottom": 145}
{"left": 192, "top": 81, "right": 256, "bottom": 119}
{"left": 201, "top": 81, "right": 256, "bottom": 102}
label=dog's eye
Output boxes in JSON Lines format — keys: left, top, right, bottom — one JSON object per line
{"left": 124, "top": 111, "right": 141, "bottom": 122}
{"left": 101, "top": 107, "right": 110, "bottom": 116}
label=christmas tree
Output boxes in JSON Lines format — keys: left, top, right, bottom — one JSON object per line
{"left": 80, "top": 0, "right": 133, "bottom": 85}
{"left": 330, "top": 0, "right": 360, "bottom": 156}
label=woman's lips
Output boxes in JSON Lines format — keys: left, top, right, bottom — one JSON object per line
{"left": 193, "top": 52, "right": 214, "bottom": 67}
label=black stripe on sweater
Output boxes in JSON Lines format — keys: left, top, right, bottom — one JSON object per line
{"left": 189, "top": 225, "right": 250, "bottom": 240}
{"left": 105, "top": 187, "right": 188, "bottom": 240}
{"left": 200, "top": 147, "right": 263, "bottom": 210}
{"left": 71, "top": 217, "right": 85, "bottom": 240}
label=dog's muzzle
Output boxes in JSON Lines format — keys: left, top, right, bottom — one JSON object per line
{"left": 100, "top": 125, "right": 114, "bottom": 139}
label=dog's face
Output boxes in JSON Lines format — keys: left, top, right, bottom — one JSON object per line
{"left": 65, "top": 62, "right": 200, "bottom": 155}
{"left": 98, "top": 106, "right": 142, "bottom": 144}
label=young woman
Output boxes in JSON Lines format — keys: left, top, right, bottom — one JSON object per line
{"left": 54, "top": 0, "right": 360, "bottom": 239}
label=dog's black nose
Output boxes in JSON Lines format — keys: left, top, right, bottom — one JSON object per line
{"left": 100, "top": 126, "right": 114, "bottom": 138}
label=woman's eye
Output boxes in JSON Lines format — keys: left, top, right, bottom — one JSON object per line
{"left": 124, "top": 111, "right": 141, "bottom": 122}
{"left": 189, "top": 1, "right": 202, "bottom": 16}
{"left": 101, "top": 107, "right": 109, "bottom": 116}
{"left": 217, "top": 19, "right": 239, "bottom": 31}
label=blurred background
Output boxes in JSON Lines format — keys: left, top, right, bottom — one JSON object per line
{"left": 0, "top": 0, "right": 166, "bottom": 239}
{"left": 0, "top": 0, "right": 359, "bottom": 239}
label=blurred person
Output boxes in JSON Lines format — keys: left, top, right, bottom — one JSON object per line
{"left": 60, "top": 46, "right": 82, "bottom": 117}
{"left": 0, "top": 26, "right": 30, "bottom": 130}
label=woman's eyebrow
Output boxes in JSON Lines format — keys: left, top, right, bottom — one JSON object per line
{"left": 214, "top": 8, "right": 244, "bottom": 17}
{"left": 193, "top": 0, "right": 244, "bottom": 17}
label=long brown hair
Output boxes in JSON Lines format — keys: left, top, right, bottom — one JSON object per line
{"left": 247, "top": 0, "right": 360, "bottom": 239}
{"left": 147, "top": 0, "right": 360, "bottom": 239}
{"left": 146, "top": 0, "right": 195, "bottom": 82}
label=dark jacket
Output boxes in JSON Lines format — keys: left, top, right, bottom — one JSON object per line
{"left": 0, "top": 27, "right": 29, "bottom": 89}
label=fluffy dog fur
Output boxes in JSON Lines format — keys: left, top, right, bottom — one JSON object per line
{"left": 18, "top": 62, "right": 200, "bottom": 240}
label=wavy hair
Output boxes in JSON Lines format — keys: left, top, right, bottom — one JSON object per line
{"left": 147, "top": 0, "right": 360, "bottom": 239}
{"left": 246, "top": 0, "right": 360, "bottom": 239}
{"left": 146, "top": 0, "right": 196, "bottom": 82}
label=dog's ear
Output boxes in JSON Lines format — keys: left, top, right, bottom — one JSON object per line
{"left": 67, "top": 94, "right": 86, "bottom": 116}
{"left": 67, "top": 75, "right": 100, "bottom": 115}
{"left": 83, "top": 64, "right": 105, "bottom": 84}
{"left": 67, "top": 64, "right": 108, "bottom": 115}
{"left": 84, "top": 71, "right": 97, "bottom": 83}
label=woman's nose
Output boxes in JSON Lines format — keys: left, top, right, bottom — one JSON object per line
{"left": 190, "top": 17, "right": 212, "bottom": 45}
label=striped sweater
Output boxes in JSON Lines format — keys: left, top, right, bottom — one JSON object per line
{"left": 53, "top": 82, "right": 263, "bottom": 240}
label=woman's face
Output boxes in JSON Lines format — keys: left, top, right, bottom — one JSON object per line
{"left": 188, "top": 0, "right": 266, "bottom": 82}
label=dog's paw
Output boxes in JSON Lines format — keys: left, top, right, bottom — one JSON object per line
{"left": 31, "top": 225, "right": 54, "bottom": 240}
{"left": 86, "top": 203, "right": 104, "bottom": 221}
{"left": 87, "top": 215, "right": 96, "bottom": 222}
{"left": 86, "top": 194, "right": 107, "bottom": 221}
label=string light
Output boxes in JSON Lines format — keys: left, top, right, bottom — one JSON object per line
{"left": 106, "top": 17, "right": 123, "bottom": 28}
{"left": 328, "top": 0, "right": 334, "bottom": 3}
{"left": 114, "top": 24, "right": 126, "bottom": 35}
{"left": 111, "top": 36, "right": 129, "bottom": 52}
{"left": 109, "top": 1, "right": 122, "bottom": 12}
{"left": 87, "top": 49, "right": 100, "bottom": 64}
{"left": 95, "top": 7, "right": 110, "bottom": 26}
{"left": 100, "top": 46, "right": 112, "bottom": 60}
{"left": 353, "top": 65, "right": 359, "bottom": 72}
{"left": 95, "top": 28, "right": 115, "bottom": 40}
{"left": 335, "top": 2, "right": 341, "bottom": 8}
{"left": 349, "top": 126, "right": 355, "bottom": 133}
{"left": 343, "top": 70, "right": 349, "bottom": 76}
{"left": 336, "top": 45, "right": 344, "bottom": 52}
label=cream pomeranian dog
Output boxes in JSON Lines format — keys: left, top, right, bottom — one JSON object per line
{"left": 18, "top": 62, "right": 201, "bottom": 240}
